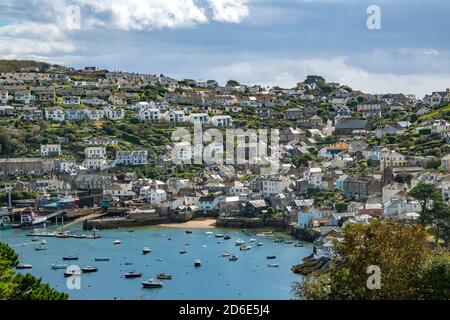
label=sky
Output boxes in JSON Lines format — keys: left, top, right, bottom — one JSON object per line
{"left": 0, "top": 0, "right": 449, "bottom": 97}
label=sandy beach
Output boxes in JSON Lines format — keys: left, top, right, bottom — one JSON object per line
{"left": 157, "top": 218, "right": 217, "bottom": 229}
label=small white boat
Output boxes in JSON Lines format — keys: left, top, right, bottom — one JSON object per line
{"left": 235, "top": 239, "right": 245, "bottom": 246}
{"left": 249, "top": 238, "right": 256, "bottom": 242}
{"left": 215, "top": 233, "right": 225, "bottom": 238}
{"left": 51, "top": 263, "right": 68, "bottom": 270}
{"left": 202, "top": 245, "right": 207, "bottom": 248}
{"left": 267, "top": 263, "right": 279, "bottom": 267}
{"left": 35, "top": 245, "right": 48, "bottom": 251}
{"left": 179, "top": 249, "right": 188, "bottom": 254}
{"left": 240, "top": 245, "right": 252, "bottom": 251}
{"left": 157, "top": 258, "right": 164, "bottom": 262}
{"left": 205, "top": 231, "right": 214, "bottom": 236}
{"left": 81, "top": 266, "right": 98, "bottom": 273}
{"left": 142, "top": 247, "right": 151, "bottom": 254}
{"left": 41, "top": 239, "right": 47, "bottom": 245}
{"left": 142, "top": 279, "right": 163, "bottom": 289}
{"left": 16, "top": 264, "right": 33, "bottom": 269}
{"left": 257, "top": 242, "right": 264, "bottom": 247}
{"left": 113, "top": 240, "right": 121, "bottom": 245}
{"left": 229, "top": 255, "right": 239, "bottom": 261}
{"left": 194, "top": 259, "right": 202, "bottom": 267}
{"left": 221, "top": 252, "right": 231, "bottom": 257}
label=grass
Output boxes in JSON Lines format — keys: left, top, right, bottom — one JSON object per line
{"left": 418, "top": 103, "right": 450, "bottom": 122}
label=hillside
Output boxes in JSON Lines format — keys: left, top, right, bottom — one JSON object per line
{"left": 418, "top": 103, "right": 450, "bottom": 122}
{"left": 0, "top": 60, "right": 53, "bottom": 73}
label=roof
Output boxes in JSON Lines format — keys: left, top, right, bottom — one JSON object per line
{"left": 248, "top": 199, "right": 267, "bottom": 208}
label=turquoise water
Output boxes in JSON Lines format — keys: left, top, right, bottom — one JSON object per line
{"left": 0, "top": 226, "right": 310, "bottom": 300}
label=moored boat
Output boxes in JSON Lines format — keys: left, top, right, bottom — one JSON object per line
{"left": 185, "top": 230, "right": 192, "bottom": 234}
{"left": 240, "top": 245, "right": 252, "bottom": 251}
{"left": 215, "top": 233, "right": 225, "bottom": 238}
{"left": 51, "top": 263, "right": 68, "bottom": 270}
{"left": 179, "top": 249, "right": 187, "bottom": 254}
{"left": 205, "top": 231, "right": 214, "bottom": 236}
{"left": 0, "top": 216, "right": 12, "bottom": 230}
{"left": 20, "top": 208, "right": 47, "bottom": 228}
{"left": 221, "top": 251, "right": 231, "bottom": 257}
{"left": 124, "top": 272, "right": 143, "bottom": 279}
{"left": 35, "top": 245, "right": 48, "bottom": 251}
{"left": 63, "top": 256, "right": 78, "bottom": 261}
{"left": 266, "top": 256, "right": 276, "bottom": 259}
{"left": 113, "top": 240, "right": 121, "bottom": 245}
{"left": 81, "top": 266, "right": 98, "bottom": 273}
{"left": 94, "top": 257, "right": 110, "bottom": 262}
{"left": 64, "top": 269, "right": 81, "bottom": 277}
{"left": 257, "top": 242, "right": 264, "bottom": 247}
{"left": 229, "top": 255, "right": 238, "bottom": 261}
{"left": 141, "top": 279, "right": 163, "bottom": 289}
{"left": 235, "top": 239, "right": 245, "bottom": 246}
{"left": 249, "top": 238, "right": 256, "bottom": 242}
{"left": 16, "top": 263, "right": 32, "bottom": 269}
{"left": 142, "top": 247, "right": 151, "bottom": 254}
{"left": 223, "top": 235, "right": 231, "bottom": 240}
{"left": 194, "top": 259, "right": 202, "bottom": 267}
{"left": 157, "top": 273, "right": 172, "bottom": 280}
{"left": 267, "top": 263, "right": 279, "bottom": 267}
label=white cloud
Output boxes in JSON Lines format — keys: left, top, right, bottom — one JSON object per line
{"left": 0, "top": 22, "right": 76, "bottom": 56}
{"left": 207, "top": 56, "right": 450, "bottom": 97}
{"left": 77, "top": 0, "right": 208, "bottom": 30}
{"left": 207, "top": 0, "right": 249, "bottom": 23}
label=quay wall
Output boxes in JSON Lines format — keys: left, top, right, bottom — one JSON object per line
{"left": 216, "top": 217, "right": 287, "bottom": 229}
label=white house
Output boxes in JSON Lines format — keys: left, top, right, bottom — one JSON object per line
{"left": 85, "top": 147, "right": 106, "bottom": 158}
{"left": 45, "top": 108, "right": 65, "bottom": 122}
{"left": 82, "top": 156, "right": 109, "bottom": 171}
{"left": 139, "top": 186, "right": 167, "bottom": 205}
{"left": 0, "top": 90, "right": 9, "bottom": 104}
{"left": 82, "top": 97, "right": 107, "bottom": 106}
{"left": 15, "top": 90, "right": 32, "bottom": 104}
{"left": 63, "top": 96, "right": 81, "bottom": 105}
{"left": 189, "top": 113, "right": 209, "bottom": 125}
{"left": 211, "top": 115, "right": 233, "bottom": 127}
{"left": 84, "top": 108, "right": 105, "bottom": 120}
{"left": 104, "top": 105, "right": 125, "bottom": 120}
{"left": 303, "top": 167, "right": 323, "bottom": 189}
{"left": 66, "top": 109, "right": 85, "bottom": 121}
{"left": 380, "top": 149, "right": 408, "bottom": 171}
{"left": 103, "top": 183, "right": 135, "bottom": 198}
{"left": 138, "top": 106, "right": 161, "bottom": 121}
{"left": 115, "top": 150, "right": 148, "bottom": 166}
{"left": 383, "top": 198, "right": 421, "bottom": 217}
{"left": 40, "top": 144, "right": 61, "bottom": 157}
{"left": 261, "top": 176, "right": 291, "bottom": 196}
{"left": 164, "top": 110, "right": 186, "bottom": 123}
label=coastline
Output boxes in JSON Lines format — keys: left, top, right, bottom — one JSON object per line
{"left": 156, "top": 218, "right": 217, "bottom": 229}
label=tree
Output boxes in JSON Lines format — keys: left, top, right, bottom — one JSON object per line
{"left": 304, "top": 75, "right": 325, "bottom": 90}
{"left": 294, "top": 220, "right": 450, "bottom": 300}
{"left": 408, "top": 183, "right": 441, "bottom": 224}
{"left": 428, "top": 201, "right": 450, "bottom": 244}
{"left": 226, "top": 80, "right": 240, "bottom": 87}
{"left": 0, "top": 242, "right": 68, "bottom": 300}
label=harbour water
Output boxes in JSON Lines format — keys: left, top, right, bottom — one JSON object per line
{"left": 0, "top": 225, "right": 311, "bottom": 300}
